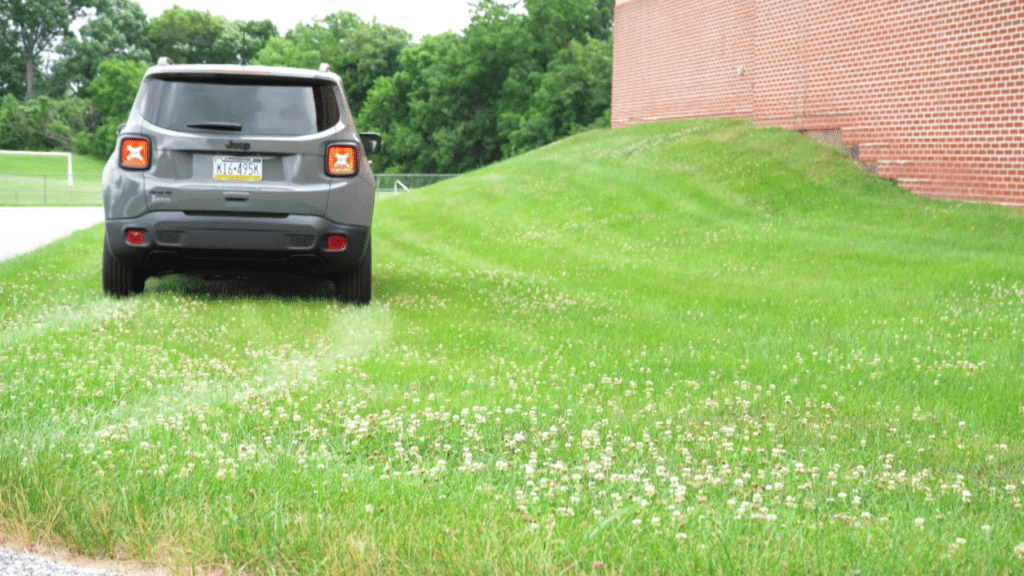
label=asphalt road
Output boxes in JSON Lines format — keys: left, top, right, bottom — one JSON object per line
{"left": 0, "top": 207, "right": 105, "bottom": 263}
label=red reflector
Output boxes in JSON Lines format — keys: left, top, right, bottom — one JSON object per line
{"left": 327, "top": 235, "right": 347, "bottom": 250}
{"left": 326, "top": 145, "right": 357, "bottom": 176}
{"left": 126, "top": 230, "right": 145, "bottom": 245}
{"left": 120, "top": 138, "right": 150, "bottom": 169}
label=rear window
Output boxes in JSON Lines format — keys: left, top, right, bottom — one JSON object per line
{"left": 138, "top": 75, "right": 342, "bottom": 136}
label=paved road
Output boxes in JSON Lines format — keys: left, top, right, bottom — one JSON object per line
{"left": 0, "top": 207, "right": 105, "bottom": 263}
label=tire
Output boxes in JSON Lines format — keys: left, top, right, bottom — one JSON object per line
{"left": 334, "top": 236, "right": 371, "bottom": 305}
{"left": 103, "top": 235, "right": 146, "bottom": 297}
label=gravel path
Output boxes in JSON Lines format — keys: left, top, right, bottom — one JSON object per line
{"left": 0, "top": 550, "right": 124, "bottom": 576}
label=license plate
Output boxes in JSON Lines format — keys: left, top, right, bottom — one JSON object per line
{"left": 214, "top": 156, "right": 262, "bottom": 182}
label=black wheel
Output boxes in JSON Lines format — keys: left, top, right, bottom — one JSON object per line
{"left": 334, "top": 236, "right": 371, "bottom": 305}
{"left": 103, "top": 236, "right": 146, "bottom": 297}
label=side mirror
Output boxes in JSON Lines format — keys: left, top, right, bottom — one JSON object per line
{"left": 360, "top": 133, "right": 382, "bottom": 154}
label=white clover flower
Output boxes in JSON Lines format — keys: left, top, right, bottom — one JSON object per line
{"left": 914, "top": 517, "right": 925, "bottom": 529}
{"left": 1014, "top": 542, "right": 1024, "bottom": 561}
{"left": 962, "top": 490, "right": 972, "bottom": 503}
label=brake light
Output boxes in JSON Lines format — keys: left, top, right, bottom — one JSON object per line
{"left": 126, "top": 230, "right": 145, "bottom": 245}
{"left": 326, "top": 145, "right": 357, "bottom": 176}
{"left": 326, "top": 235, "right": 347, "bottom": 251}
{"left": 120, "top": 138, "right": 150, "bottom": 170}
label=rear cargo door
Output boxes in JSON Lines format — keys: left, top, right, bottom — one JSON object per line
{"left": 144, "top": 132, "right": 334, "bottom": 216}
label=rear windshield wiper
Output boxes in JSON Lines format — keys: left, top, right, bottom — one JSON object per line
{"left": 187, "top": 121, "right": 243, "bottom": 131}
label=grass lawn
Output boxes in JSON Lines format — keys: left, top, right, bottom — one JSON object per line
{"left": 1, "top": 119, "right": 1023, "bottom": 575}
{"left": 0, "top": 153, "right": 106, "bottom": 206}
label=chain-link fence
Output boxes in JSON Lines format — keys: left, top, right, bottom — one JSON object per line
{"left": 0, "top": 173, "right": 103, "bottom": 205}
{"left": 0, "top": 173, "right": 460, "bottom": 206}
{"left": 374, "top": 173, "right": 460, "bottom": 196}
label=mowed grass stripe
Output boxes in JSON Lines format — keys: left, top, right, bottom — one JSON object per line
{"left": 2, "top": 119, "right": 1024, "bottom": 575}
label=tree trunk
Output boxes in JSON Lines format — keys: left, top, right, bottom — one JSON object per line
{"left": 25, "top": 55, "right": 35, "bottom": 99}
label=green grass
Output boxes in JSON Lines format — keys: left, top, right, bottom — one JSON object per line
{"left": 2, "top": 118, "right": 1024, "bottom": 575}
{"left": 0, "top": 152, "right": 106, "bottom": 206}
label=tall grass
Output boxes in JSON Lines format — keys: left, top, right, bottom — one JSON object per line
{"left": 2, "top": 119, "right": 1023, "bottom": 575}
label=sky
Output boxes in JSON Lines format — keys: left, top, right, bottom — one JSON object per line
{"left": 132, "top": 0, "right": 485, "bottom": 40}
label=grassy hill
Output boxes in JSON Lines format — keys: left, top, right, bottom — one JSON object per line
{"left": 2, "top": 119, "right": 1023, "bottom": 575}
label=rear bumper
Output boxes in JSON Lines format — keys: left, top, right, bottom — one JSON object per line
{"left": 106, "top": 211, "right": 368, "bottom": 277}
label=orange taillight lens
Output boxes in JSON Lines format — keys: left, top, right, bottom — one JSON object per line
{"left": 326, "top": 145, "right": 357, "bottom": 176}
{"left": 120, "top": 138, "right": 150, "bottom": 170}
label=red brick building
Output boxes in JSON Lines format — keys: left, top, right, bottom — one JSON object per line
{"left": 611, "top": 0, "right": 1023, "bottom": 204}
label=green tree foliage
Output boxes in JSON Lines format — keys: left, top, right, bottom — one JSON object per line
{"left": 148, "top": 6, "right": 277, "bottom": 65}
{"left": 505, "top": 38, "right": 611, "bottom": 155}
{"left": 0, "top": 0, "right": 96, "bottom": 97}
{"left": 147, "top": 6, "right": 221, "bottom": 64}
{"left": 0, "top": 94, "right": 94, "bottom": 150}
{"left": 256, "top": 21, "right": 346, "bottom": 70}
{"left": 48, "top": 0, "right": 152, "bottom": 97}
{"left": 358, "top": 0, "right": 614, "bottom": 173}
{"left": 0, "top": 37, "right": 26, "bottom": 99}
{"left": 523, "top": 0, "right": 613, "bottom": 62}
{"left": 358, "top": 7, "right": 531, "bottom": 174}
{"left": 0, "top": 95, "right": 30, "bottom": 149}
{"left": 254, "top": 11, "right": 409, "bottom": 117}
{"left": 210, "top": 19, "right": 278, "bottom": 64}
{"left": 73, "top": 59, "right": 146, "bottom": 156}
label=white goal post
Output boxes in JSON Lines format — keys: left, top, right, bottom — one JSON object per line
{"left": 0, "top": 150, "right": 74, "bottom": 186}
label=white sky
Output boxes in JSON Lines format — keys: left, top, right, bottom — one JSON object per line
{"left": 133, "top": 0, "right": 488, "bottom": 40}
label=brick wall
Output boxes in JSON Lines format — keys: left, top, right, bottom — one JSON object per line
{"left": 612, "top": 0, "right": 1023, "bottom": 204}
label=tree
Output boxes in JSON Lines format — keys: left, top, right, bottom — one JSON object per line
{"left": 256, "top": 22, "right": 341, "bottom": 70}
{"left": 0, "top": 94, "right": 93, "bottom": 150}
{"left": 209, "top": 19, "right": 277, "bottom": 64}
{"left": 357, "top": 29, "right": 509, "bottom": 173}
{"left": 0, "top": 0, "right": 96, "bottom": 98}
{"left": 523, "top": 0, "right": 614, "bottom": 64}
{"left": 148, "top": 6, "right": 224, "bottom": 64}
{"left": 48, "top": 0, "right": 152, "bottom": 96}
{"left": 75, "top": 59, "right": 146, "bottom": 156}
{"left": 0, "top": 37, "right": 26, "bottom": 99}
{"left": 333, "top": 18, "right": 410, "bottom": 116}
{"left": 505, "top": 38, "right": 611, "bottom": 155}
{"left": 254, "top": 11, "right": 409, "bottom": 117}
{"left": 0, "top": 94, "right": 29, "bottom": 148}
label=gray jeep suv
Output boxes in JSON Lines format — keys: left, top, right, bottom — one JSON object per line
{"left": 102, "top": 58, "right": 380, "bottom": 303}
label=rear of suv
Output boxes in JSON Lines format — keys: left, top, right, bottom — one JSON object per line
{"left": 102, "top": 58, "right": 380, "bottom": 303}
